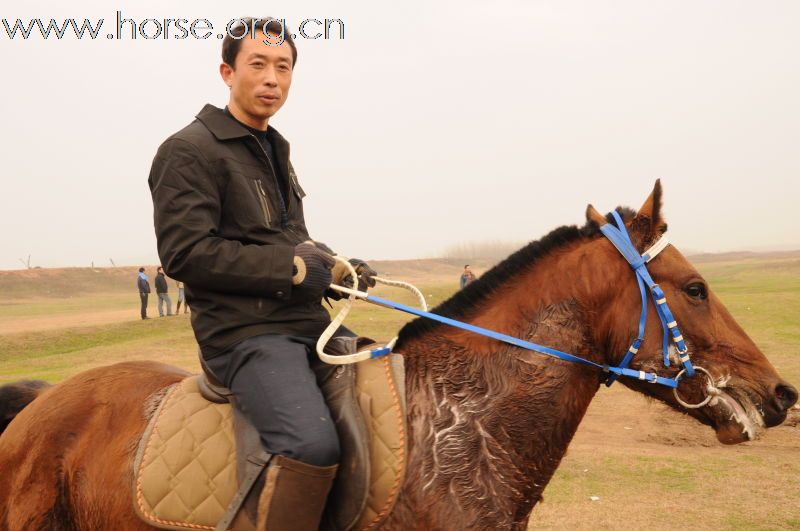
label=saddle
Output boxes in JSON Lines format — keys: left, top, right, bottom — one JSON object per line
{"left": 132, "top": 338, "right": 407, "bottom": 531}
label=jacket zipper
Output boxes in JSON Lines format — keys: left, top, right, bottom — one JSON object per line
{"left": 249, "top": 135, "right": 306, "bottom": 244}
{"left": 253, "top": 180, "right": 272, "bottom": 225}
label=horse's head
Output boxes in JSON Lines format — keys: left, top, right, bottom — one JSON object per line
{"left": 586, "top": 181, "right": 797, "bottom": 444}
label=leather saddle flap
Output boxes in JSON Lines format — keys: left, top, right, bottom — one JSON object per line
{"left": 321, "top": 338, "right": 406, "bottom": 531}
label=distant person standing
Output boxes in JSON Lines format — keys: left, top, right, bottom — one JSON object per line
{"left": 155, "top": 266, "right": 174, "bottom": 317}
{"left": 460, "top": 265, "right": 476, "bottom": 289}
{"left": 137, "top": 267, "right": 151, "bottom": 320}
{"left": 175, "top": 280, "right": 189, "bottom": 314}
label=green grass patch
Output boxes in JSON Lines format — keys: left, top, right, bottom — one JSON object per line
{"left": 0, "top": 317, "right": 185, "bottom": 361}
{"left": 0, "top": 317, "right": 194, "bottom": 383}
{"left": 544, "top": 454, "right": 703, "bottom": 503}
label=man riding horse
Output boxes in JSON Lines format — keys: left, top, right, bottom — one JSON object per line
{"left": 148, "top": 17, "right": 376, "bottom": 531}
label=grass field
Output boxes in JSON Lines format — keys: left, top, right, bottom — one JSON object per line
{"left": 0, "top": 254, "right": 798, "bottom": 529}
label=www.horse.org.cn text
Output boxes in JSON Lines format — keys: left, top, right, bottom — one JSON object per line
{"left": 1, "top": 13, "right": 346, "bottom": 42}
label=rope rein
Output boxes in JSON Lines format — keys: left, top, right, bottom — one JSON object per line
{"left": 316, "top": 259, "right": 427, "bottom": 365}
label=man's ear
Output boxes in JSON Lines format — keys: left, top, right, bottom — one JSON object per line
{"left": 219, "top": 63, "right": 233, "bottom": 88}
{"left": 631, "top": 179, "right": 667, "bottom": 246}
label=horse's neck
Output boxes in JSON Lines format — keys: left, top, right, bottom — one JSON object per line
{"left": 389, "top": 295, "right": 602, "bottom": 529}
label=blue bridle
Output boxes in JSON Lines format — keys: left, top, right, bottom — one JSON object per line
{"left": 598, "top": 211, "right": 695, "bottom": 385}
{"left": 351, "top": 211, "right": 696, "bottom": 389}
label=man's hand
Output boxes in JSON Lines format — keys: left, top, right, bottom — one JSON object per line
{"left": 292, "top": 242, "right": 335, "bottom": 302}
{"left": 309, "top": 241, "right": 376, "bottom": 300}
{"left": 331, "top": 258, "right": 377, "bottom": 292}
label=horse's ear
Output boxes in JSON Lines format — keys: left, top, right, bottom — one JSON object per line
{"left": 585, "top": 204, "right": 607, "bottom": 227}
{"left": 633, "top": 179, "right": 667, "bottom": 243}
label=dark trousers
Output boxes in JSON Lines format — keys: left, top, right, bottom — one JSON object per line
{"left": 205, "top": 328, "right": 355, "bottom": 467}
{"left": 140, "top": 293, "right": 148, "bottom": 319}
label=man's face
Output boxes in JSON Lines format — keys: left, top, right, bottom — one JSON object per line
{"left": 220, "top": 30, "right": 293, "bottom": 129}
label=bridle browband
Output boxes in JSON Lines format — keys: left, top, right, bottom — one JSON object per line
{"left": 321, "top": 210, "right": 702, "bottom": 391}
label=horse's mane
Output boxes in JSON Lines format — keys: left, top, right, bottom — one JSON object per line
{"left": 396, "top": 207, "right": 638, "bottom": 343}
{"left": 0, "top": 380, "right": 51, "bottom": 434}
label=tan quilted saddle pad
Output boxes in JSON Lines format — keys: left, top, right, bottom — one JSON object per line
{"left": 133, "top": 355, "right": 406, "bottom": 531}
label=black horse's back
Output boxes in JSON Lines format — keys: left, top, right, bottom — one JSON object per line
{"left": 0, "top": 380, "right": 51, "bottom": 434}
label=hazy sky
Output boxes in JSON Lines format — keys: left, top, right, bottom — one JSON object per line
{"left": 1, "top": 0, "right": 798, "bottom": 270}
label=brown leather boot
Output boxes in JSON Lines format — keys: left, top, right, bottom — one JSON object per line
{"left": 256, "top": 455, "right": 338, "bottom": 531}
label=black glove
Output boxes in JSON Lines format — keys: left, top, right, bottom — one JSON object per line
{"left": 349, "top": 258, "right": 377, "bottom": 290}
{"left": 331, "top": 258, "right": 377, "bottom": 292}
{"left": 292, "top": 241, "right": 335, "bottom": 302}
{"left": 311, "top": 241, "right": 336, "bottom": 255}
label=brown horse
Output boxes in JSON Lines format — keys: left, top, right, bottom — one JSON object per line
{"left": 0, "top": 182, "right": 796, "bottom": 530}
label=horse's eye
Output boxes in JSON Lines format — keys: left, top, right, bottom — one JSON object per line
{"left": 684, "top": 282, "right": 708, "bottom": 300}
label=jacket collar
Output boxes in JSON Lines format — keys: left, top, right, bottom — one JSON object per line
{"left": 195, "top": 104, "right": 289, "bottom": 149}
{"left": 196, "top": 104, "right": 250, "bottom": 140}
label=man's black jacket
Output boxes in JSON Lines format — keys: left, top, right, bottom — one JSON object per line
{"left": 148, "top": 104, "right": 329, "bottom": 359}
{"left": 155, "top": 273, "right": 168, "bottom": 294}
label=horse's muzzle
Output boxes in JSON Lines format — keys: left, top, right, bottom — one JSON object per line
{"left": 764, "top": 381, "right": 798, "bottom": 427}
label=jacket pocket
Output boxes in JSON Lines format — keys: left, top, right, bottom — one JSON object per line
{"left": 253, "top": 179, "right": 273, "bottom": 226}
{"left": 288, "top": 165, "right": 306, "bottom": 200}
{"left": 221, "top": 172, "right": 280, "bottom": 235}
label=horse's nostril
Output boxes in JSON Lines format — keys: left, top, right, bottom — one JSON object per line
{"left": 774, "top": 383, "right": 799, "bottom": 411}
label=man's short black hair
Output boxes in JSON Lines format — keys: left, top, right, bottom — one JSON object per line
{"left": 138, "top": 267, "right": 145, "bottom": 273}
{"left": 222, "top": 17, "right": 297, "bottom": 69}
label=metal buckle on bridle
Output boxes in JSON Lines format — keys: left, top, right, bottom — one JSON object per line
{"left": 672, "top": 366, "right": 719, "bottom": 409}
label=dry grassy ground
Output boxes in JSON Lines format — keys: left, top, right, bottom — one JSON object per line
{"left": 0, "top": 254, "right": 798, "bottom": 529}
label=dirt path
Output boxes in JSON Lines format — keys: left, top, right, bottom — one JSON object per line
{"left": 529, "top": 385, "right": 800, "bottom": 529}
{"left": 0, "top": 308, "right": 143, "bottom": 335}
